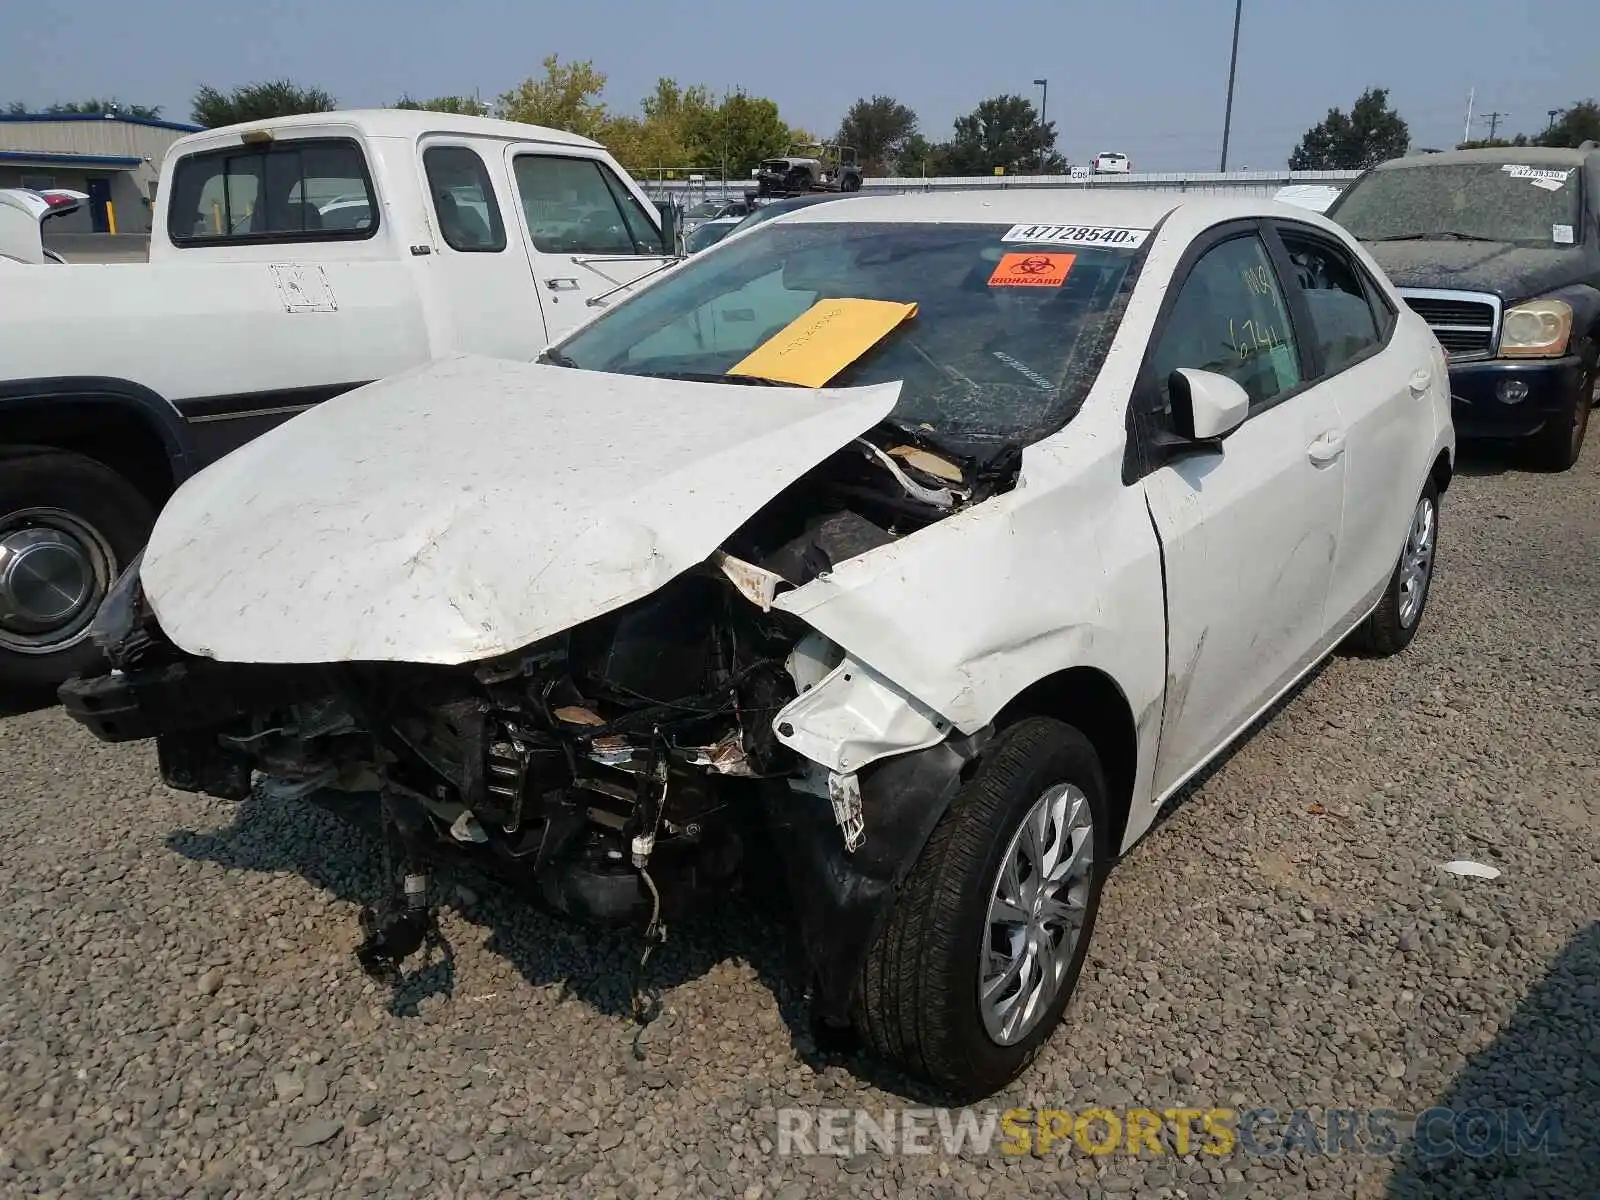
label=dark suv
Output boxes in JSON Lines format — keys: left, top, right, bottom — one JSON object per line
{"left": 1327, "top": 143, "right": 1600, "bottom": 470}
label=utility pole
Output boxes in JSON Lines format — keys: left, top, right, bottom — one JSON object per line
{"left": 1033, "top": 79, "right": 1049, "bottom": 171}
{"left": 1462, "top": 88, "right": 1475, "bottom": 145}
{"left": 1219, "top": 0, "right": 1243, "bottom": 171}
{"left": 1547, "top": 108, "right": 1562, "bottom": 133}
{"left": 1482, "top": 111, "right": 1507, "bottom": 141}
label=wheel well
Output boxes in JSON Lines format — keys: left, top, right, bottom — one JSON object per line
{"left": 993, "top": 667, "right": 1139, "bottom": 851}
{"left": 1430, "top": 447, "right": 1453, "bottom": 497}
{"left": 0, "top": 401, "right": 176, "bottom": 510}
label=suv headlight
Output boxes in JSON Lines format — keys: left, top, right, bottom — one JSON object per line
{"left": 1500, "top": 298, "right": 1573, "bottom": 358}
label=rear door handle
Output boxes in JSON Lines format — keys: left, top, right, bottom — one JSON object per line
{"left": 1409, "top": 369, "right": 1432, "bottom": 394}
{"left": 1307, "top": 431, "right": 1346, "bottom": 466}
{"left": 544, "top": 277, "right": 580, "bottom": 291}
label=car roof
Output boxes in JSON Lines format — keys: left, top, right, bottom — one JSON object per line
{"left": 1373, "top": 145, "right": 1592, "bottom": 170}
{"left": 768, "top": 189, "right": 1219, "bottom": 228}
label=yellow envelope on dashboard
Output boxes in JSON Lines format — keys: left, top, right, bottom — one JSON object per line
{"left": 727, "top": 298, "right": 918, "bottom": 388}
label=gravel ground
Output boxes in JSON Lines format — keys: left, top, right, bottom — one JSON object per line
{"left": 2, "top": 445, "right": 1597, "bottom": 1200}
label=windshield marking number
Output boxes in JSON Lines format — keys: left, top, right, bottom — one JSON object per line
{"left": 1001, "top": 223, "right": 1150, "bottom": 249}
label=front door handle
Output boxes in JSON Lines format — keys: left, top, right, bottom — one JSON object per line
{"left": 544, "top": 277, "right": 580, "bottom": 291}
{"left": 1307, "top": 431, "right": 1346, "bottom": 466}
{"left": 1409, "top": 369, "right": 1432, "bottom": 394}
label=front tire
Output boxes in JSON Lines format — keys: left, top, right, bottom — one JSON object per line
{"left": 1526, "top": 339, "right": 1596, "bottom": 472}
{"left": 0, "top": 449, "right": 155, "bottom": 690}
{"left": 1347, "top": 478, "right": 1439, "bottom": 658}
{"left": 854, "top": 717, "right": 1110, "bottom": 1099}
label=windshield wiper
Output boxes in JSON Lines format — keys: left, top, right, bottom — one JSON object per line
{"left": 630, "top": 369, "right": 796, "bottom": 387}
{"left": 1369, "top": 231, "right": 1500, "bottom": 243}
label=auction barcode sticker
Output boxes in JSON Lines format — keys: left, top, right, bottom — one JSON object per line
{"left": 1002, "top": 223, "right": 1151, "bottom": 249}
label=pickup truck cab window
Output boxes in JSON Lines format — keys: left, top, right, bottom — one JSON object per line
{"left": 1146, "top": 234, "right": 1303, "bottom": 415}
{"left": 513, "top": 154, "right": 661, "bottom": 256}
{"left": 167, "top": 138, "right": 378, "bottom": 245}
{"left": 422, "top": 145, "right": 506, "bottom": 253}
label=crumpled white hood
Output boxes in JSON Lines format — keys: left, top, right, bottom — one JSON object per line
{"left": 140, "top": 355, "right": 900, "bottom": 664}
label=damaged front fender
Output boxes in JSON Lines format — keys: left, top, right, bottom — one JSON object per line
{"left": 773, "top": 637, "right": 954, "bottom": 776}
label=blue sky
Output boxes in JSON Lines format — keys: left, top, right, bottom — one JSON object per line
{"left": 4, "top": 0, "right": 1590, "bottom": 171}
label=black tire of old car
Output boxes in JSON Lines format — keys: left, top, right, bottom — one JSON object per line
{"left": 1527, "top": 337, "right": 1597, "bottom": 472}
{"left": 0, "top": 449, "right": 155, "bottom": 690}
{"left": 841, "top": 174, "right": 862, "bottom": 193}
{"left": 853, "top": 717, "right": 1111, "bottom": 1099}
{"left": 1346, "top": 477, "right": 1441, "bottom": 658}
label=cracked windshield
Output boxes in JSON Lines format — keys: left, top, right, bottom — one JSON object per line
{"left": 550, "top": 221, "right": 1140, "bottom": 446}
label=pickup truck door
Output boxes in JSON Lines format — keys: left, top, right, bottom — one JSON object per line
{"left": 415, "top": 139, "right": 547, "bottom": 359}
{"left": 503, "top": 145, "right": 671, "bottom": 342}
{"left": 1137, "top": 227, "right": 1346, "bottom": 796}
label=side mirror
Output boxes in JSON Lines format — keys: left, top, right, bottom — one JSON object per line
{"left": 1169, "top": 368, "right": 1249, "bottom": 440}
{"left": 654, "top": 200, "right": 683, "bottom": 258}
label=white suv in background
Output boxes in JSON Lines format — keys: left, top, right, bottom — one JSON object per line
{"left": 1092, "top": 151, "right": 1132, "bottom": 175}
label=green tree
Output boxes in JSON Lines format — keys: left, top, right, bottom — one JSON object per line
{"left": 1536, "top": 100, "right": 1600, "bottom": 148}
{"left": 1289, "top": 87, "right": 1409, "bottom": 169}
{"left": 604, "top": 78, "right": 716, "bottom": 173}
{"left": 494, "top": 56, "right": 609, "bottom": 140}
{"left": 942, "top": 95, "right": 1060, "bottom": 175}
{"left": 1457, "top": 133, "right": 1529, "bottom": 150}
{"left": 5, "top": 98, "right": 162, "bottom": 118}
{"left": 895, "top": 131, "right": 939, "bottom": 176}
{"left": 837, "top": 95, "right": 918, "bottom": 175}
{"left": 392, "top": 94, "right": 489, "bottom": 116}
{"left": 191, "top": 80, "right": 336, "bottom": 128}
{"left": 684, "top": 90, "right": 790, "bottom": 177}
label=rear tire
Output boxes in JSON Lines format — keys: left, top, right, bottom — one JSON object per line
{"left": 853, "top": 717, "right": 1110, "bottom": 1099}
{"left": 1346, "top": 478, "right": 1439, "bottom": 658}
{"left": 0, "top": 449, "right": 155, "bottom": 690}
{"left": 1526, "top": 339, "right": 1596, "bottom": 473}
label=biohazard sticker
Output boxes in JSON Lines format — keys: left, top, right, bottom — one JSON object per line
{"left": 989, "top": 251, "right": 1076, "bottom": 287}
{"left": 1002, "top": 223, "right": 1150, "bottom": 249}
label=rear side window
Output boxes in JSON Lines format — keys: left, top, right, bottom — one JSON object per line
{"left": 423, "top": 145, "right": 506, "bottom": 252}
{"left": 167, "top": 138, "right": 378, "bottom": 245}
{"left": 512, "top": 154, "right": 661, "bottom": 255}
{"left": 1279, "top": 232, "right": 1383, "bottom": 374}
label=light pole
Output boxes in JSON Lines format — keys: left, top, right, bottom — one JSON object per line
{"left": 1547, "top": 108, "right": 1562, "bottom": 134}
{"left": 1219, "top": 0, "right": 1243, "bottom": 171}
{"left": 1034, "top": 78, "right": 1049, "bottom": 171}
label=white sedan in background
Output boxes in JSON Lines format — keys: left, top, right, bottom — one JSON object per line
{"left": 62, "top": 190, "right": 1453, "bottom": 1098}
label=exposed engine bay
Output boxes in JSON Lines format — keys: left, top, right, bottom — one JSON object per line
{"left": 70, "top": 429, "right": 1017, "bottom": 1012}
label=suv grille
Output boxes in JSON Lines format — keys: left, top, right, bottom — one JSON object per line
{"left": 1398, "top": 290, "right": 1500, "bottom": 360}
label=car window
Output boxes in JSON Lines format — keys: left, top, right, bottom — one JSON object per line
{"left": 424, "top": 145, "right": 506, "bottom": 253}
{"left": 1147, "top": 235, "right": 1303, "bottom": 413}
{"left": 167, "top": 138, "right": 377, "bottom": 244}
{"left": 1279, "top": 232, "right": 1382, "bottom": 374}
{"left": 512, "top": 155, "right": 660, "bottom": 255}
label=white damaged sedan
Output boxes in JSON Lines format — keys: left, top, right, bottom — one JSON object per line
{"left": 61, "top": 191, "right": 1454, "bottom": 1098}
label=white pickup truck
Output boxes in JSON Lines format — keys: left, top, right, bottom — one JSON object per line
{"left": 0, "top": 109, "right": 679, "bottom": 690}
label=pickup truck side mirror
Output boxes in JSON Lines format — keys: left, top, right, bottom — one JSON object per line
{"left": 654, "top": 200, "right": 683, "bottom": 258}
